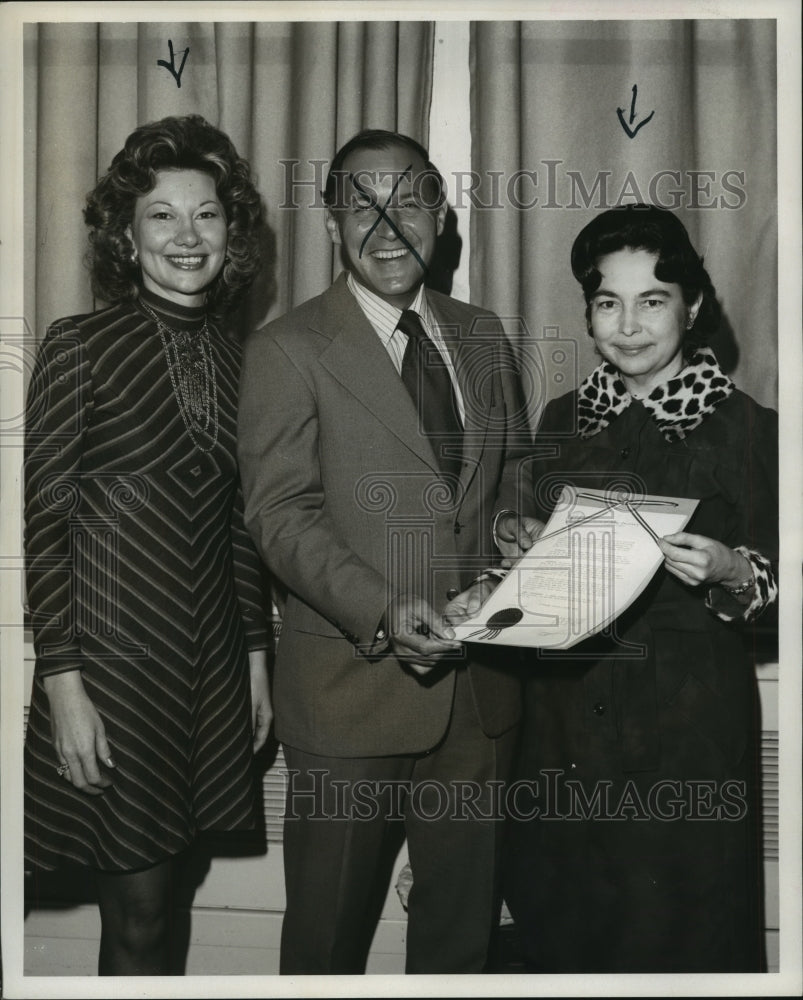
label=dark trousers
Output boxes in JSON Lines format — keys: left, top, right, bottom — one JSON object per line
{"left": 279, "top": 668, "right": 517, "bottom": 974}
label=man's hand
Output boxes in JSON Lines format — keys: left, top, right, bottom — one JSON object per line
{"left": 387, "top": 593, "right": 461, "bottom": 677}
{"left": 495, "top": 512, "right": 545, "bottom": 559}
{"left": 43, "top": 671, "right": 115, "bottom": 795}
{"left": 248, "top": 649, "right": 273, "bottom": 753}
{"left": 443, "top": 579, "right": 498, "bottom": 626}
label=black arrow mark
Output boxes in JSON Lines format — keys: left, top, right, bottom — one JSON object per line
{"left": 617, "top": 84, "right": 654, "bottom": 138}
{"left": 157, "top": 40, "right": 190, "bottom": 89}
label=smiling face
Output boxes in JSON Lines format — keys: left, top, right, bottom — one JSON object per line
{"left": 128, "top": 169, "right": 228, "bottom": 307}
{"left": 325, "top": 143, "right": 447, "bottom": 308}
{"left": 588, "top": 248, "right": 702, "bottom": 396}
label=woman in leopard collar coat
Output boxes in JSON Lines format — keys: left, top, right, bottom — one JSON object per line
{"left": 499, "top": 205, "right": 778, "bottom": 973}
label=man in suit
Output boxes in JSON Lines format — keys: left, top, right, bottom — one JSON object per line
{"left": 238, "top": 129, "right": 534, "bottom": 974}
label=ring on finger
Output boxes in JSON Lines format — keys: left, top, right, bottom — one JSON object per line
{"left": 56, "top": 763, "right": 70, "bottom": 778}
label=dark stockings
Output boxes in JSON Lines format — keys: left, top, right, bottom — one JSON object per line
{"left": 95, "top": 857, "right": 175, "bottom": 975}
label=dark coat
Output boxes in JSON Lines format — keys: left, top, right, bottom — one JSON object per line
{"left": 504, "top": 380, "right": 778, "bottom": 973}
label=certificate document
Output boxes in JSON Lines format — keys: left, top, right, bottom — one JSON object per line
{"left": 453, "top": 486, "right": 699, "bottom": 650}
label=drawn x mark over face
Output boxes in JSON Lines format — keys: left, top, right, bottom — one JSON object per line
{"left": 350, "top": 165, "right": 426, "bottom": 271}
{"left": 325, "top": 143, "right": 447, "bottom": 309}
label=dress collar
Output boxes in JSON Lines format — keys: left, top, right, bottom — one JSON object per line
{"left": 577, "top": 347, "right": 735, "bottom": 443}
{"left": 135, "top": 287, "right": 207, "bottom": 332}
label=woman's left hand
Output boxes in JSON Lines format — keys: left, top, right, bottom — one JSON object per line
{"left": 248, "top": 649, "right": 273, "bottom": 753}
{"left": 659, "top": 532, "right": 752, "bottom": 589}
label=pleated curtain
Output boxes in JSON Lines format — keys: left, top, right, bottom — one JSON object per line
{"left": 469, "top": 19, "right": 778, "bottom": 419}
{"left": 24, "top": 19, "right": 779, "bottom": 409}
{"left": 24, "top": 20, "right": 435, "bottom": 346}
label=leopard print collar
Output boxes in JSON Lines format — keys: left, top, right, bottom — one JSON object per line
{"left": 577, "top": 347, "right": 735, "bottom": 443}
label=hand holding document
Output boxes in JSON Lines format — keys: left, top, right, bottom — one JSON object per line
{"left": 452, "top": 486, "right": 698, "bottom": 649}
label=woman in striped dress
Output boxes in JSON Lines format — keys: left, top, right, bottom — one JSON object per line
{"left": 24, "top": 115, "right": 272, "bottom": 975}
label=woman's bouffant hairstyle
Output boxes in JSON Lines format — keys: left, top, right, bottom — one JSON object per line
{"left": 84, "top": 115, "right": 263, "bottom": 316}
{"left": 570, "top": 203, "right": 721, "bottom": 356}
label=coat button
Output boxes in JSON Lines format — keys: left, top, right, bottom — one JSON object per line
{"left": 620, "top": 447, "right": 630, "bottom": 459}
{"left": 593, "top": 702, "right": 606, "bottom": 715}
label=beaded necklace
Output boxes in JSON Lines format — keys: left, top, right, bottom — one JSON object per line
{"left": 139, "top": 299, "right": 220, "bottom": 453}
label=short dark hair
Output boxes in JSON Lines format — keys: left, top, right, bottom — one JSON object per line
{"left": 322, "top": 128, "right": 446, "bottom": 210}
{"left": 83, "top": 114, "right": 264, "bottom": 317}
{"left": 570, "top": 203, "right": 721, "bottom": 353}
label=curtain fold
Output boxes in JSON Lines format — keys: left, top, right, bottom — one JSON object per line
{"left": 470, "top": 19, "right": 777, "bottom": 418}
{"left": 25, "top": 20, "right": 435, "bottom": 345}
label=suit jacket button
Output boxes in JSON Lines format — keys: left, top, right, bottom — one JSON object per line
{"left": 593, "top": 702, "right": 606, "bottom": 715}
{"left": 620, "top": 447, "right": 630, "bottom": 459}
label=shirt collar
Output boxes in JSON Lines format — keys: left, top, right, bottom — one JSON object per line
{"left": 346, "top": 272, "right": 430, "bottom": 343}
{"left": 577, "top": 347, "right": 736, "bottom": 443}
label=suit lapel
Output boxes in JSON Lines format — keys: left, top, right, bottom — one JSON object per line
{"left": 313, "top": 276, "right": 441, "bottom": 473}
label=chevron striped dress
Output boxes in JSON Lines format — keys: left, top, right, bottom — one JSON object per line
{"left": 23, "top": 288, "right": 269, "bottom": 872}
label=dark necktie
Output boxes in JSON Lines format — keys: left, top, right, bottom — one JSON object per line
{"left": 398, "top": 309, "right": 463, "bottom": 484}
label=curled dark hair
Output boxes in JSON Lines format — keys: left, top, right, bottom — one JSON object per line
{"left": 84, "top": 114, "right": 263, "bottom": 316}
{"left": 570, "top": 203, "right": 721, "bottom": 354}
{"left": 322, "top": 128, "right": 446, "bottom": 211}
